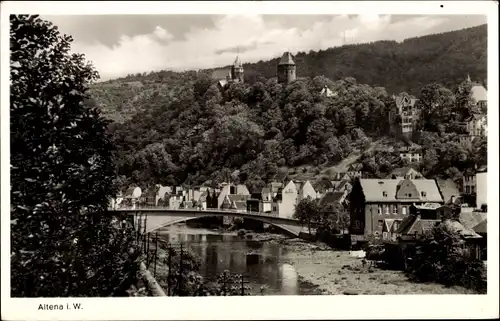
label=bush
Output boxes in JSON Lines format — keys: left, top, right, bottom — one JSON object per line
{"left": 405, "top": 223, "right": 486, "bottom": 293}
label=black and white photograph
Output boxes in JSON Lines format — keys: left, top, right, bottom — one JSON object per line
{"left": 1, "top": 1, "right": 498, "bottom": 320}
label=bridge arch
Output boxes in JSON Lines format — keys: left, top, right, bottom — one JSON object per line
{"left": 138, "top": 213, "right": 304, "bottom": 237}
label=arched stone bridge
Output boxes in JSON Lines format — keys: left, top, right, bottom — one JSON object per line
{"left": 109, "top": 207, "right": 311, "bottom": 236}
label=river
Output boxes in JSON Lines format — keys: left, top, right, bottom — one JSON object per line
{"left": 157, "top": 225, "right": 322, "bottom": 295}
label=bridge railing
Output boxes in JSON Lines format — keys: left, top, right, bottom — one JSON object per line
{"left": 109, "top": 206, "right": 281, "bottom": 218}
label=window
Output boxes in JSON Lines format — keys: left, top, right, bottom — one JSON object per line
{"left": 392, "top": 205, "right": 398, "bottom": 215}
{"left": 402, "top": 206, "right": 407, "bottom": 215}
{"left": 471, "top": 186, "right": 475, "bottom": 194}
{"left": 466, "top": 186, "right": 470, "bottom": 194}
{"left": 421, "top": 191, "right": 427, "bottom": 197}
{"left": 378, "top": 205, "right": 382, "bottom": 215}
{"left": 385, "top": 205, "right": 389, "bottom": 215}
{"left": 382, "top": 191, "right": 388, "bottom": 197}
{"left": 378, "top": 220, "right": 384, "bottom": 229}
{"left": 408, "top": 193, "right": 412, "bottom": 198}
{"left": 273, "top": 206, "right": 277, "bottom": 212}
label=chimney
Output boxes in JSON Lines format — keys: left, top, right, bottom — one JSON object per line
{"left": 450, "top": 195, "right": 456, "bottom": 204}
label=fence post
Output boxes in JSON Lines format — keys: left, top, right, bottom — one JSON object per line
{"left": 146, "top": 232, "right": 151, "bottom": 267}
{"left": 154, "top": 232, "right": 158, "bottom": 278}
{"left": 241, "top": 275, "right": 244, "bottom": 296}
{"left": 167, "top": 244, "right": 172, "bottom": 296}
{"left": 178, "top": 244, "right": 184, "bottom": 295}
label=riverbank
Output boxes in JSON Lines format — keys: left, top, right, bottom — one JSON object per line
{"left": 275, "top": 237, "right": 477, "bottom": 295}
{"left": 157, "top": 226, "right": 476, "bottom": 295}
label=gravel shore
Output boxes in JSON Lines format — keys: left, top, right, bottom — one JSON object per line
{"left": 278, "top": 238, "right": 476, "bottom": 295}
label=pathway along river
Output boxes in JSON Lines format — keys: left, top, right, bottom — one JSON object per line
{"left": 156, "top": 225, "right": 322, "bottom": 295}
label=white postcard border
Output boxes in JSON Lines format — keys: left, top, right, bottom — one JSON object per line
{"left": 1, "top": 1, "right": 498, "bottom": 320}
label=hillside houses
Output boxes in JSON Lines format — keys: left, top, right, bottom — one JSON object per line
{"left": 113, "top": 178, "right": 355, "bottom": 221}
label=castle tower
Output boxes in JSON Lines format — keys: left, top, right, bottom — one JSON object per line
{"left": 231, "top": 56, "right": 244, "bottom": 83}
{"left": 277, "top": 51, "right": 296, "bottom": 84}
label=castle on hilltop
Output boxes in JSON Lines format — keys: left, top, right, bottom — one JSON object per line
{"left": 214, "top": 51, "right": 297, "bottom": 89}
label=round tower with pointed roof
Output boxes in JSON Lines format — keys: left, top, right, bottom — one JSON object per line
{"left": 277, "top": 51, "right": 296, "bottom": 84}
{"left": 231, "top": 56, "right": 244, "bottom": 83}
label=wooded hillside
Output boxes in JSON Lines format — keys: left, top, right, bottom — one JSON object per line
{"left": 91, "top": 24, "right": 486, "bottom": 123}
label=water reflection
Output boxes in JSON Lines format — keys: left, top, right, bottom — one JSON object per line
{"left": 158, "top": 231, "right": 312, "bottom": 295}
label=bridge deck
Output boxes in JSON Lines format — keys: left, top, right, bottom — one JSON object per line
{"left": 109, "top": 207, "right": 310, "bottom": 236}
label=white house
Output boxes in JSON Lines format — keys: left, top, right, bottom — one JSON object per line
{"left": 476, "top": 166, "right": 487, "bottom": 210}
{"left": 272, "top": 180, "right": 299, "bottom": 219}
{"left": 297, "top": 180, "right": 317, "bottom": 202}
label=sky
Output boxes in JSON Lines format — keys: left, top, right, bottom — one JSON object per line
{"left": 42, "top": 14, "right": 487, "bottom": 81}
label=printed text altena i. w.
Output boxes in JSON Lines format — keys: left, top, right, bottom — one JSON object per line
{"left": 38, "top": 303, "right": 82, "bottom": 310}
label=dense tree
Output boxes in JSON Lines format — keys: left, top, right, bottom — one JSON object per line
{"left": 10, "top": 15, "right": 138, "bottom": 297}
{"left": 294, "top": 197, "right": 321, "bottom": 234}
{"left": 405, "top": 221, "right": 486, "bottom": 293}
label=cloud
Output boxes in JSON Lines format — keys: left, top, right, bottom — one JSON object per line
{"left": 60, "top": 14, "right": 486, "bottom": 81}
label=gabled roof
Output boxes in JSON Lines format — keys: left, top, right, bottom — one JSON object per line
{"left": 218, "top": 79, "right": 228, "bottom": 88}
{"left": 471, "top": 84, "right": 487, "bottom": 102}
{"left": 473, "top": 219, "right": 487, "bottom": 234}
{"left": 459, "top": 211, "right": 487, "bottom": 231}
{"left": 383, "top": 219, "right": 403, "bottom": 233}
{"left": 397, "top": 215, "right": 440, "bottom": 235}
{"left": 441, "top": 219, "right": 482, "bottom": 239}
{"left": 394, "top": 93, "right": 417, "bottom": 108}
{"left": 320, "top": 86, "right": 337, "bottom": 97}
{"left": 359, "top": 179, "right": 443, "bottom": 203}
{"left": 336, "top": 179, "right": 351, "bottom": 191}
{"left": 278, "top": 52, "right": 295, "bottom": 65}
{"left": 435, "top": 179, "right": 460, "bottom": 204}
{"left": 123, "top": 186, "right": 139, "bottom": 198}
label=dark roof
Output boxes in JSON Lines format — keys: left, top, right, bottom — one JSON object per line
{"left": 320, "top": 192, "right": 345, "bottom": 206}
{"left": 435, "top": 179, "right": 460, "bottom": 204}
{"left": 459, "top": 211, "right": 487, "bottom": 231}
{"left": 441, "top": 219, "right": 482, "bottom": 239}
{"left": 336, "top": 179, "right": 351, "bottom": 190}
{"left": 278, "top": 52, "right": 295, "bottom": 65}
{"left": 394, "top": 93, "right": 417, "bottom": 108}
{"left": 397, "top": 215, "right": 440, "bottom": 235}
